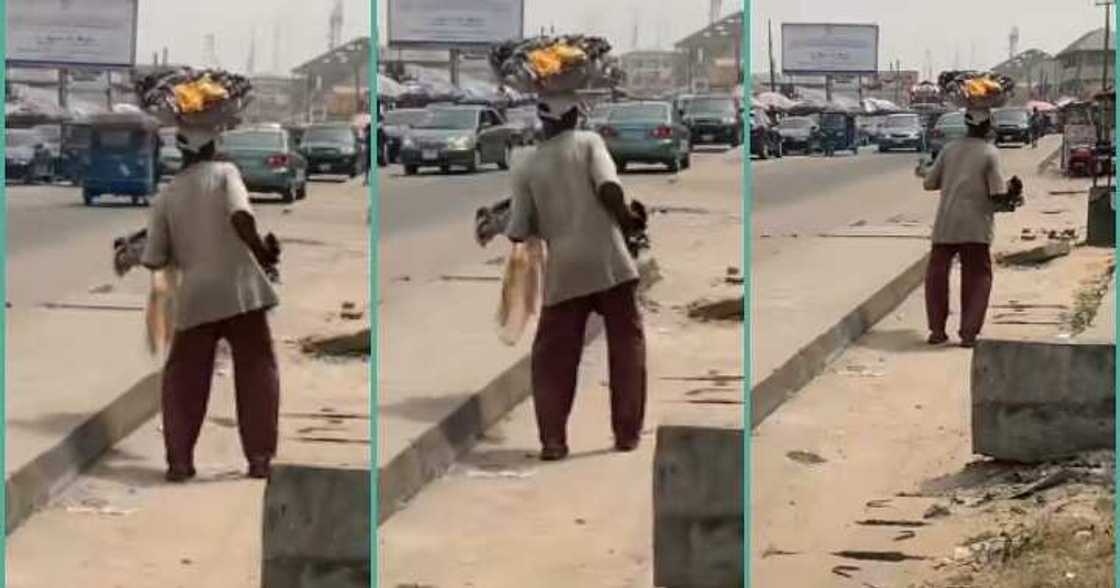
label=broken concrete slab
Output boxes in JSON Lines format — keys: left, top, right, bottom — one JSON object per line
{"left": 262, "top": 465, "right": 370, "bottom": 588}
{"left": 653, "top": 425, "right": 744, "bottom": 588}
{"left": 686, "top": 297, "right": 744, "bottom": 322}
{"left": 996, "top": 241, "right": 1073, "bottom": 266}
{"left": 971, "top": 339, "right": 1115, "bottom": 462}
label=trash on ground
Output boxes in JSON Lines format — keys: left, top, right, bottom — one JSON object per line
{"left": 997, "top": 241, "right": 1072, "bottom": 266}
{"left": 856, "top": 519, "right": 928, "bottom": 528}
{"left": 831, "top": 565, "right": 860, "bottom": 578}
{"left": 299, "top": 329, "right": 371, "bottom": 356}
{"left": 787, "top": 450, "right": 828, "bottom": 465}
{"left": 762, "top": 546, "right": 800, "bottom": 558}
{"left": 831, "top": 550, "right": 928, "bottom": 562}
{"left": 687, "top": 296, "right": 744, "bottom": 321}
{"left": 441, "top": 274, "right": 502, "bottom": 282}
{"left": 924, "top": 504, "right": 952, "bottom": 519}
{"left": 89, "top": 284, "right": 114, "bottom": 294}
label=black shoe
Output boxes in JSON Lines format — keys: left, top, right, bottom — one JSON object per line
{"left": 539, "top": 446, "right": 569, "bottom": 461}
{"left": 165, "top": 465, "right": 197, "bottom": 483}
{"left": 614, "top": 438, "right": 641, "bottom": 452}
{"left": 927, "top": 332, "right": 949, "bottom": 345}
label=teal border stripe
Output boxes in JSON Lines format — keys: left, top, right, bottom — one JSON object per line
{"left": 1, "top": 0, "right": 8, "bottom": 583}
{"left": 370, "top": 2, "right": 381, "bottom": 587}
{"left": 741, "top": 1, "right": 752, "bottom": 587}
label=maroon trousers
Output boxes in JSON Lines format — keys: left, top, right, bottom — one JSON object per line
{"left": 531, "top": 280, "right": 646, "bottom": 449}
{"left": 924, "top": 243, "right": 993, "bottom": 340}
{"left": 162, "top": 309, "right": 279, "bottom": 469}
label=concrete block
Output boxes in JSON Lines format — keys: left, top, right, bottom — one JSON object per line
{"left": 262, "top": 465, "right": 370, "bottom": 588}
{"left": 972, "top": 339, "right": 1115, "bottom": 462}
{"left": 653, "top": 425, "right": 744, "bottom": 588}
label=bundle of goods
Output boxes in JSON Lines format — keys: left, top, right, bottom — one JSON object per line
{"left": 937, "top": 70, "right": 1015, "bottom": 109}
{"left": 474, "top": 197, "right": 650, "bottom": 258}
{"left": 112, "top": 228, "right": 282, "bottom": 283}
{"left": 489, "top": 35, "right": 623, "bottom": 95}
{"left": 135, "top": 67, "right": 253, "bottom": 128}
{"left": 992, "top": 176, "right": 1025, "bottom": 213}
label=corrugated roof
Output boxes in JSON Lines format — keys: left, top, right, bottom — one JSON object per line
{"left": 675, "top": 11, "right": 744, "bottom": 49}
{"left": 1058, "top": 28, "right": 1114, "bottom": 56}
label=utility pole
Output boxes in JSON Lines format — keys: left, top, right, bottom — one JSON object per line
{"left": 1098, "top": 0, "right": 1113, "bottom": 93}
{"left": 768, "top": 19, "right": 776, "bottom": 92}
{"left": 58, "top": 69, "right": 70, "bottom": 109}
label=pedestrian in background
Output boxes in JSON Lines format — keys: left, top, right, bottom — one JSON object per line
{"left": 141, "top": 127, "right": 281, "bottom": 481}
{"left": 920, "top": 108, "right": 1014, "bottom": 348}
{"left": 1029, "top": 107, "right": 1042, "bottom": 148}
{"left": 506, "top": 95, "right": 648, "bottom": 461}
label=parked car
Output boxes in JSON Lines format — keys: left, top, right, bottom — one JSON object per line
{"left": 682, "top": 94, "right": 742, "bottom": 147}
{"left": 584, "top": 102, "right": 613, "bottom": 131}
{"left": 993, "top": 108, "right": 1031, "bottom": 146}
{"left": 878, "top": 113, "right": 926, "bottom": 152}
{"left": 776, "top": 116, "right": 817, "bottom": 154}
{"left": 599, "top": 101, "right": 691, "bottom": 172}
{"left": 220, "top": 126, "right": 308, "bottom": 203}
{"left": 299, "top": 123, "right": 360, "bottom": 177}
{"left": 505, "top": 106, "right": 543, "bottom": 145}
{"left": 928, "top": 110, "right": 968, "bottom": 159}
{"left": 398, "top": 105, "right": 515, "bottom": 175}
{"left": 750, "top": 109, "right": 784, "bottom": 159}
{"left": 381, "top": 108, "right": 430, "bottom": 163}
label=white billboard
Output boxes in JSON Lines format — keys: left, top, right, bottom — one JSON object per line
{"left": 388, "top": 0, "right": 524, "bottom": 47}
{"left": 781, "top": 23, "right": 879, "bottom": 75}
{"left": 6, "top": 0, "right": 138, "bottom": 68}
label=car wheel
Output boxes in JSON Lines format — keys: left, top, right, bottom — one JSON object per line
{"left": 440, "top": 165, "right": 451, "bottom": 174}
{"left": 683, "top": 151, "right": 692, "bottom": 169}
{"left": 759, "top": 142, "right": 770, "bottom": 160}
{"left": 498, "top": 145, "right": 512, "bottom": 171}
{"left": 617, "top": 160, "right": 628, "bottom": 173}
{"left": 467, "top": 149, "right": 481, "bottom": 173}
{"left": 297, "top": 182, "right": 308, "bottom": 200}
{"left": 82, "top": 189, "right": 96, "bottom": 206}
{"left": 667, "top": 156, "right": 681, "bottom": 173}
{"left": 282, "top": 185, "right": 295, "bottom": 203}
{"left": 878, "top": 145, "right": 888, "bottom": 153}
{"left": 404, "top": 165, "right": 418, "bottom": 176}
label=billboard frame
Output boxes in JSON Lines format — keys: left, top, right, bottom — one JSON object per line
{"left": 5, "top": 0, "right": 139, "bottom": 69}
{"left": 387, "top": 0, "right": 526, "bottom": 49}
{"left": 780, "top": 22, "right": 879, "bottom": 76}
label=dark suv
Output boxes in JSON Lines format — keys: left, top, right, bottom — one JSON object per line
{"left": 992, "top": 108, "right": 1031, "bottom": 146}
{"left": 682, "top": 95, "right": 742, "bottom": 147}
{"left": 300, "top": 123, "right": 360, "bottom": 177}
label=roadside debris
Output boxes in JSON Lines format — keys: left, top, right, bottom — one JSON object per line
{"left": 299, "top": 328, "right": 371, "bottom": 357}
{"left": 924, "top": 504, "right": 952, "bottom": 519}
{"left": 89, "top": 284, "right": 114, "bottom": 294}
{"left": 339, "top": 301, "right": 363, "bottom": 320}
{"left": 831, "top": 551, "right": 928, "bottom": 562}
{"left": 686, "top": 296, "right": 744, "bottom": 321}
{"left": 762, "top": 546, "right": 799, "bottom": 558}
{"left": 997, "top": 241, "right": 1072, "bottom": 266}
{"left": 855, "top": 519, "right": 928, "bottom": 528}
{"left": 831, "top": 565, "right": 860, "bottom": 578}
{"left": 786, "top": 450, "right": 827, "bottom": 465}
{"left": 1067, "top": 263, "right": 1115, "bottom": 333}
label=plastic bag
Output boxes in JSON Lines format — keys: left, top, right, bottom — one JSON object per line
{"left": 496, "top": 238, "right": 546, "bottom": 346}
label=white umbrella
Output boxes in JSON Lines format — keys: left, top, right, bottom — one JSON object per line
{"left": 378, "top": 74, "right": 406, "bottom": 98}
{"left": 754, "top": 91, "right": 796, "bottom": 111}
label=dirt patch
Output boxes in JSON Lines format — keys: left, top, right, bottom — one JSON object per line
{"left": 299, "top": 328, "right": 371, "bottom": 357}
{"left": 1066, "top": 262, "right": 1116, "bottom": 334}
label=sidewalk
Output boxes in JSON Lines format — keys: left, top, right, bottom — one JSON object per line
{"left": 751, "top": 140, "right": 1111, "bottom": 586}
{"left": 379, "top": 151, "right": 744, "bottom": 586}
{"left": 6, "top": 180, "right": 370, "bottom": 587}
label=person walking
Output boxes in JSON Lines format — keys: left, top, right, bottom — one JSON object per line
{"left": 1029, "top": 107, "right": 1042, "bottom": 148}
{"left": 921, "top": 108, "right": 1015, "bottom": 348}
{"left": 506, "top": 96, "right": 647, "bottom": 461}
{"left": 141, "top": 127, "right": 281, "bottom": 481}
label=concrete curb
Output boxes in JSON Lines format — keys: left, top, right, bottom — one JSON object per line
{"left": 751, "top": 252, "right": 931, "bottom": 428}
{"left": 377, "top": 258, "right": 658, "bottom": 525}
{"left": 1037, "top": 144, "right": 1062, "bottom": 174}
{"left": 6, "top": 371, "right": 162, "bottom": 534}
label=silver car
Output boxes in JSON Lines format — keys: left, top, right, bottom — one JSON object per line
{"left": 928, "top": 111, "right": 968, "bottom": 159}
{"left": 398, "top": 106, "right": 516, "bottom": 175}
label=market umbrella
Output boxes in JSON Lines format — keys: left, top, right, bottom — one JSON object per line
{"left": 1025, "top": 100, "right": 1056, "bottom": 112}
{"left": 754, "top": 91, "right": 796, "bottom": 111}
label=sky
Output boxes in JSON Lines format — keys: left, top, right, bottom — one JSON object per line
{"left": 752, "top": 0, "right": 1106, "bottom": 78}
{"left": 136, "top": 0, "right": 371, "bottom": 73}
{"left": 375, "top": 0, "right": 722, "bottom": 53}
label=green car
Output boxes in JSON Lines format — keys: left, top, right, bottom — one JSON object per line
{"left": 599, "top": 101, "right": 691, "bottom": 172}
{"left": 219, "top": 126, "right": 308, "bottom": 203}
{"left": 928, "top": 111, "right": 968, "bottom": 159}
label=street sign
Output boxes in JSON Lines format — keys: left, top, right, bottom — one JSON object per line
{"left": 388, "top": 0, "right": 525, "bottom": 48}
{"left": 6, "top": 0, "right": 138, "bottom": 69}
{"left": 781, "top": 23, "right": 879, "bottom": 75}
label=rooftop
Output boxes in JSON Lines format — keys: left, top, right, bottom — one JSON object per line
{"left": 1057, "top": 27, "right": 1115, "bottom": 56}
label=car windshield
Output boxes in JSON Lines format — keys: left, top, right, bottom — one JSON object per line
{"left": 937, "top": 113, "right": 965, "bottom": 127}
{"left": 820, "top": 115, "right": 846, "bottom": 128}
{"left": 995, "top": 109, "right": 1028, "bottom": 124}
{"left": 417, "top": 109, "right": 479, "bottom": 130}
{"left": 385, "top": 110, "right": 430, "bottom": 126}
{"left": 589, "top": 106, "right": 612, "bottom": 120}
{"left": 507, "top": 109, "right": 538, "bottom": 122}
{"left": 779, "top": 118, "right": 813, "bottom": 129}
{"left": 8, "top": 130, "right": 38, "bottom": 147}
{"left": 96, "top": 129, "right": 137, "bottom": 149}
{"left": 223, "top": 131, "right": 285, "bottom": 150}
{"left": 687, "top": 98, "right": 736, "bottom": 115}
{"left": 886, "top": 115, "right": 920, "bottom": 128}
{"left": 608, "top": 104, "right": 670, "bottom": 122}
{"left": 303, "top": 126, "right": 353, "bottom": 144}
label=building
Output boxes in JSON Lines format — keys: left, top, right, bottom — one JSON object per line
{"left": 992, "top": 49, "right": 1059, "bottom": 103}
{"left": 1054, "top": 27, "right": 1114, "bottom": 99}
{"left": 619, "top": 50, "right": 686, "bottom": 97}
{"left": 242, "top": 74, "right": 303, "bottom": 124}
{"left": 292, "top": 37, "right": 370, "bottom": 123}
{"left": 675, "top": 11, "right": 744, "bottom": 94}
